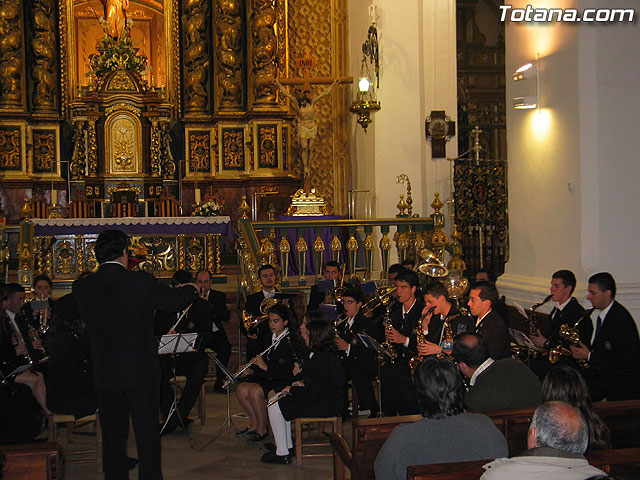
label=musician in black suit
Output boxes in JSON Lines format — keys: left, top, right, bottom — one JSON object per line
{"left": 467, "top": 280, "right": 510, "bottom": 360}
{"left": 570, "top": 272, "right": 640, "bottom": 401}
{"left": 475, "top": 269, "right": 509, "bottom": 324}
{"left": 380, "top": 270, "right": 423, "bottom": 416}
{"left": 2, "top": 283, "right": 49, "bottom": 414}
{"left": 235, "top": 304, "right": 304, "bottom": 444}
{"left": 529, "top": 270, "right": 588, "bottom": 378}
{"left": 73, "top": 229, "right": 198, "bottom": 480}
{"left": 195, "top": 269, "right": 231, "bottom": 393}
{"left": 335, "top": 288, "right": 379, "bottom": 417}
{"left": 308, "top": 261, "right": 341, "bottom": 311}
{"left": 263, "top": 317, "right": 344, "bottom": 464}
{"left": 22, "top": 274, "right": 56, "bottom": 332}
{"left": 156, "top": 270, "right": 212, "bottom": 434}
{"left": 417, "top": 282, "right": 474, "bottom": 357}
{"left": 243, "top": 264, "right": 278, "bottom": 361}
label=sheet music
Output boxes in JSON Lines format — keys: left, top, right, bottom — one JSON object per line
{"left": 512, "top": 301, "right": 528, "bottom": 319}
{"left": 158, "top": 333, "right": 198, "bottom": 355}
{"left": 509, "top": 328, "right": 538, "bottom": 350}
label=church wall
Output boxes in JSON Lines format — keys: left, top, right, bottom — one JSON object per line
{"left": 500, "top": 0, "right": 640, "bottom": 323}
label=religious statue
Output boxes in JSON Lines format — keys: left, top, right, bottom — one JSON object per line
{"left": 103, "top": 0, "right": 129, "bottom": 38}
{"left": 274, "top": 77, "right": 338, "bottom": 191}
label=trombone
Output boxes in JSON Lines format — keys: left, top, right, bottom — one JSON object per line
{"left": 360, "top": 285, "right": 397, "bottom": 317}
{"left": 331, "top": 263, "right": 348, "bottom": 303}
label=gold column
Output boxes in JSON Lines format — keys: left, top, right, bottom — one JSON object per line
{"left": 379, "top": 228, "right": 391, "bottom": 281}
{"left": 363, "top": 231, "right": 374, "bottom": 281}
{"left": 295, "top": 232, "right": 308, "bottom": 285}
{"left": 330, "top": 234, "right": 342, "bottom": 263}
{"left": 395, "top": 231, "right": 409, "bottom": 263}
{"left": 259, "top": 233, "right": 277, "bottom": 267}
{"left": 177, "top": 234, "right": 186, "bottom": 270}
{"left": 313, "top": 231, "right": 325, "bottom": 280}
{"left": 76, "top": 234, "right": 85, "bottom": 275}
{"left": 429, "top": 193, "right": 448, "bottom": 261}
{"left": 87, "top": 119, "right": 98, "bottom": 176}
{"left": 182, "top": 0, "right": 211, "bottom": 115}
{"left": 346, "top": 231, "right": 358, "bottom": 280}
{"left": 0, "top": 0, "right": 24, "bottom": 110}
{"left": 30, "top": 0, "right": 58, "bottom": 114}
{"left": 278, "top": 233, "right": 290, "bottom": 285}
{"left": 214, "top": 0, "right": 245, "bottom": 112}
{"left": 150, "top": 120, "right": 161, "bottom": 176}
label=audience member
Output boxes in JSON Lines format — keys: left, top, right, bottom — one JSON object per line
{"left": 374, "top": 356, "right": 508, "bottom": 480}
{"left": 453, "top": 332, "right": 541, "bottom": 412}
{"left": 481, "top": 401, "right": 606, "bottom": 479}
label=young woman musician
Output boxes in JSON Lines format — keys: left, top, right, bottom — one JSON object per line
{"left": 262, "top": 315, "right": 345, "bottom": 464}
{"left": 235, "top": 304, "right": 304, "bottom": 444}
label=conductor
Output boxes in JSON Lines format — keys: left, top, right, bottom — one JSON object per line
{"left": 73, "top": 230, "right": 199, "bottom": 479}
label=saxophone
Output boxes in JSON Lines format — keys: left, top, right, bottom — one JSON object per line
{"left": 380, "top": 304, "right": 397, "bottom": 365}
{"left": 409, "top": 307, "right": 435, "bottom": 375}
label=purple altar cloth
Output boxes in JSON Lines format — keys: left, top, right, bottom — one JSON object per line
{"left": 31, "top": 216, "right": 233, "bottom": 239}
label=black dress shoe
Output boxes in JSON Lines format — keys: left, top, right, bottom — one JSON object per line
{"left": 247, "top": 431, "right": 269, "bottom": 444}
{"left": 264, "top": 442, "right": 295, "bottom": 456}
{"left": 126, "top": 457, "right": 138, "bottom": 470}
{"left": 236, "top": 427, "right": 255, "bottom": 437}
{"left": 261, "top": 451, "right": 291, "bottom": 464}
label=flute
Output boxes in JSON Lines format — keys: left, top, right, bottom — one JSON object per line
{"left": 266, "top": 390, "right": 290, "bottom": 407}
{"left": 169, "top": 303, "right": 193, "bottom": 333}
{"left": 222, "top": 330, "right": 289, "bottom": 388}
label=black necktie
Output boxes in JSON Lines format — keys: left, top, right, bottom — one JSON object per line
{"left": 550, "top": 307, "right": 558, "bottom": 320}
{"left": 594, "top": 315, "right": 602, "bottom": 339}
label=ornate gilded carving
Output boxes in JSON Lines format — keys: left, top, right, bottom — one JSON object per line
{"left": 177, "top": 234, "right": 186, "bottom": 270}
{"left": 32, "top": 130, "right": 55, "bottom": 173}
{"left": 249, "top": 0, "right": 277, "bottom": 106}
{"left": 330, "top": 234, "right": 341, "bottom": 263}
{"left": 85, "top": 240, "right": 97, "bottom": 272}
{"left": 182, "top": 0, "right": 210, "bottom": 113}
{"left": 0, "top": 0, "right": 24, "bottom": 108}
{"left": 0, "top": 126, "right": 21, "bottom": 169}
{"left": 150, "top": 121, "right": 161, "bottom": 177}
{"left": 30, "top": 0, "right": 57, "bottom": 112}
{"left": 189, "top": 131, "right": 210, "bottom": 173}
{"left": 133, "top": 237, "right": 177, "bottom": 272}
{"left": 185, "top": 236, "right": 203, "bottom": 271}
{"left": 87, "top": 120, "right": 98, "bottom": 175}
{"left": 222, "top": 128, "right": 244, "bottom": 170}
{"left": 106, "top": 71, "right": 136, "bottom": 91}
{"left": 54, "top": 239, "right": 75, "bottom": 275}
{"left": 104, "top": 103, "right": 142, "bottom": 117}
{"left": 215, "top": 0, "right": 244, "bottom": 111}
{"left": 75, "top": 234, "right": 85, "bottom": 275}
{"left": 105, "top": 113, "right": 143, "bottom": 175}
{"left": 70, "top": 120, "right": 86, "bottom": 178}
{"left": 159, "top": 123, "right": 176, "bottom": 178}
{"left": 258, "top": 125, "right": 277, "bottom": 168}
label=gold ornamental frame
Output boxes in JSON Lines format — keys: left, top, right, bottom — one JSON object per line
{"left": 59, "top": 0, "right": 181, "bottom": 119}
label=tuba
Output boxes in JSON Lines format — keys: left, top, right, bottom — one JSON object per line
{"left": 242, "top": 297, "right": 280, "bottom": 334}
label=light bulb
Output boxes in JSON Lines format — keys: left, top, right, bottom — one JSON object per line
{"left": 358, "top": 77, "right": 371, "bottom": 92}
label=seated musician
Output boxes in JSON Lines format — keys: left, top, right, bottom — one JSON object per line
{"left": 374, "top": 356, "right": 508, "bottom": 480}
{"left": 416, "top": 281, "right": 474, "bottom": 357}
{"left": 0, "top": 286, "right": 42, "bottom": 443}
{"left": 263, "top": 313, "right": 344, "bottom": 464}
{"left": 235, "top": 304, "right": 304, "bottom": 445}
{"left": 45, "top": 291, "right": 97, "bottom": 418}
{"left": 380, "top": 270, "right": 424, "bottom": 416}
{"left": 335, "top": 287, "right": 379, "bottom": 418}
{"left": 195, "top": 269, "right": 232, "bottom": 393}
{"left": 475, "top": 269, "right": 509, "bottom": 323}
{"left": 528, "top": 270, "right": 586, "bottom": 378}
{"left": 243, "top": 264, "right": 278, "bottom": 361}
{"left": 307, "top": 261, "right": 343, "bottom": 311}
{"left": 156, "top": 270, "right": 212, "bottom": 434}
{"left": 22, "top": 274, "right": 56, "bottom": 332}
{"left": 1, "top": 283, "right": 49, "bottom": 415}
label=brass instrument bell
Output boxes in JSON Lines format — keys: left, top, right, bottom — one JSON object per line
{"left": 242, "top": 297, "right": 279, "bottom": 333}
{"left": 360, "top": 285, "right": 397, "bottom": 316}
{"left": 415, "top": 248, "right": 449, "bottom": 278}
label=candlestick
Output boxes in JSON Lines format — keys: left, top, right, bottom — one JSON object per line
{"left": 194, "top": 188, "right": 201, "bottom": 205}
{"left": 51, "top": 190, "right": 57, "bottom": 206}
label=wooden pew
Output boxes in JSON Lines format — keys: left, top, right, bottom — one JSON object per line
{"left": 0, "top": 442, "right": 61, "bottom": 480}
{"left": 406, "top": 447, "right": 640, "bottom": 480}
{"left": 331, "top": 399, "right": 640, "bottom": 480}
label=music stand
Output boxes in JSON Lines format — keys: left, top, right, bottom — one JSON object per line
{"left": 158, "top": 333, "right": 198, "bottom": 447}
{"left": 357, "top": 332, "right": 394, "bottom": 418}
{"left": 198, "top": 350, "right": 238, "bottom": 451}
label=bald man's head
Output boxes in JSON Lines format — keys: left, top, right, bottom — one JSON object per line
{"left": 452, "top": 332, "right": 489, "bottom": 368}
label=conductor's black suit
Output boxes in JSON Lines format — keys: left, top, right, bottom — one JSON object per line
{"left": 74, "top": 263, "right": 198, "bottom": 480}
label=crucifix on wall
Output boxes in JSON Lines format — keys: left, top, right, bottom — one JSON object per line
{"left": 273, "top": 50, "right": 352, "bottom": 191}
{"left": 425, "top": 110, "right": 455, "bottom": 158}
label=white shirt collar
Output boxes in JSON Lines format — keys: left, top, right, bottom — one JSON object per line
{"left": 263, "top": 289, "right": 276, "bottom": 299}
{"left": 555, "top": 297, "right": 572, "bottom": 311}
{"left": 599, "top": 301, "right": 614, "bottom": 321}
{"left": 6, "top": 310, "right": 16, "bottom": 322}
{"left": 403, "top": 298, "right": 417, "bottom": 316}
{"left": 475, "top": 309, "right": 492, "bottom": 327}
{"left": 102, "top": 260, "right": 126, "bottom": 268}
{"left": 272, "top": 327, "right": 289, "bottom": 343}
{"left": 470, "top": 357, "right": 495, "bottom": 386}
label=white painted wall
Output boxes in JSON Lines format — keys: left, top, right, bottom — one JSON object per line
{"left": 500, "top": 0, "right": 640, "bottom": 323}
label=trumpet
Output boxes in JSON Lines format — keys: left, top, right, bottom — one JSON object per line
{"left": 222, "top": 330, "right": 289, "bottom": 388}
{"left": 241, "top": 297, "right": 279, "bottom": 334}
{"left": 549, "top": 307, "right": 593, "bottom": 368}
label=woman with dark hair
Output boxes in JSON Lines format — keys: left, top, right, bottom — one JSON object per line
{"left": 375, "top": 356, "right": 508, "bottom": 479}
{"left": 542, "top": 365, "right": 611, "bottom": 451}
{"left": 45, "top": 292, "right": 97, "bottom": 418}
{"left": 262, "top": 318, "right": 345, "bottom": 464}
{"left": 235, "top": 304, "right": 304, "bottom": 444}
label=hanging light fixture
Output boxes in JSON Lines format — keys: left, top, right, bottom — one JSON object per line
{"left": 350, "top": 25, "right": 380, "bottom": 132}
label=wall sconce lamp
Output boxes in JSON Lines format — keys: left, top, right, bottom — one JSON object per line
{"left": 350, "top": 25, "right": 380, "bottom": 132}
{"left": 512, "top": 54, "right": 540, "bottom": 110}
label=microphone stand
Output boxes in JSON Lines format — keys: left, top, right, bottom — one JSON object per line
{"left": 199, "top": 351, "right": 238, "bottom": 451}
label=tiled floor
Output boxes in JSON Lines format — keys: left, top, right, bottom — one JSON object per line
{"left": 61, "top": 381, "right": 342, "bottom": 479}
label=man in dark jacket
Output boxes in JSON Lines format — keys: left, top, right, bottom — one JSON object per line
{"left": 467, "top": 280, "right": 510, "bottom": 360}
{"left": 73, "top": 229, "right": 198, "bottom": 479}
